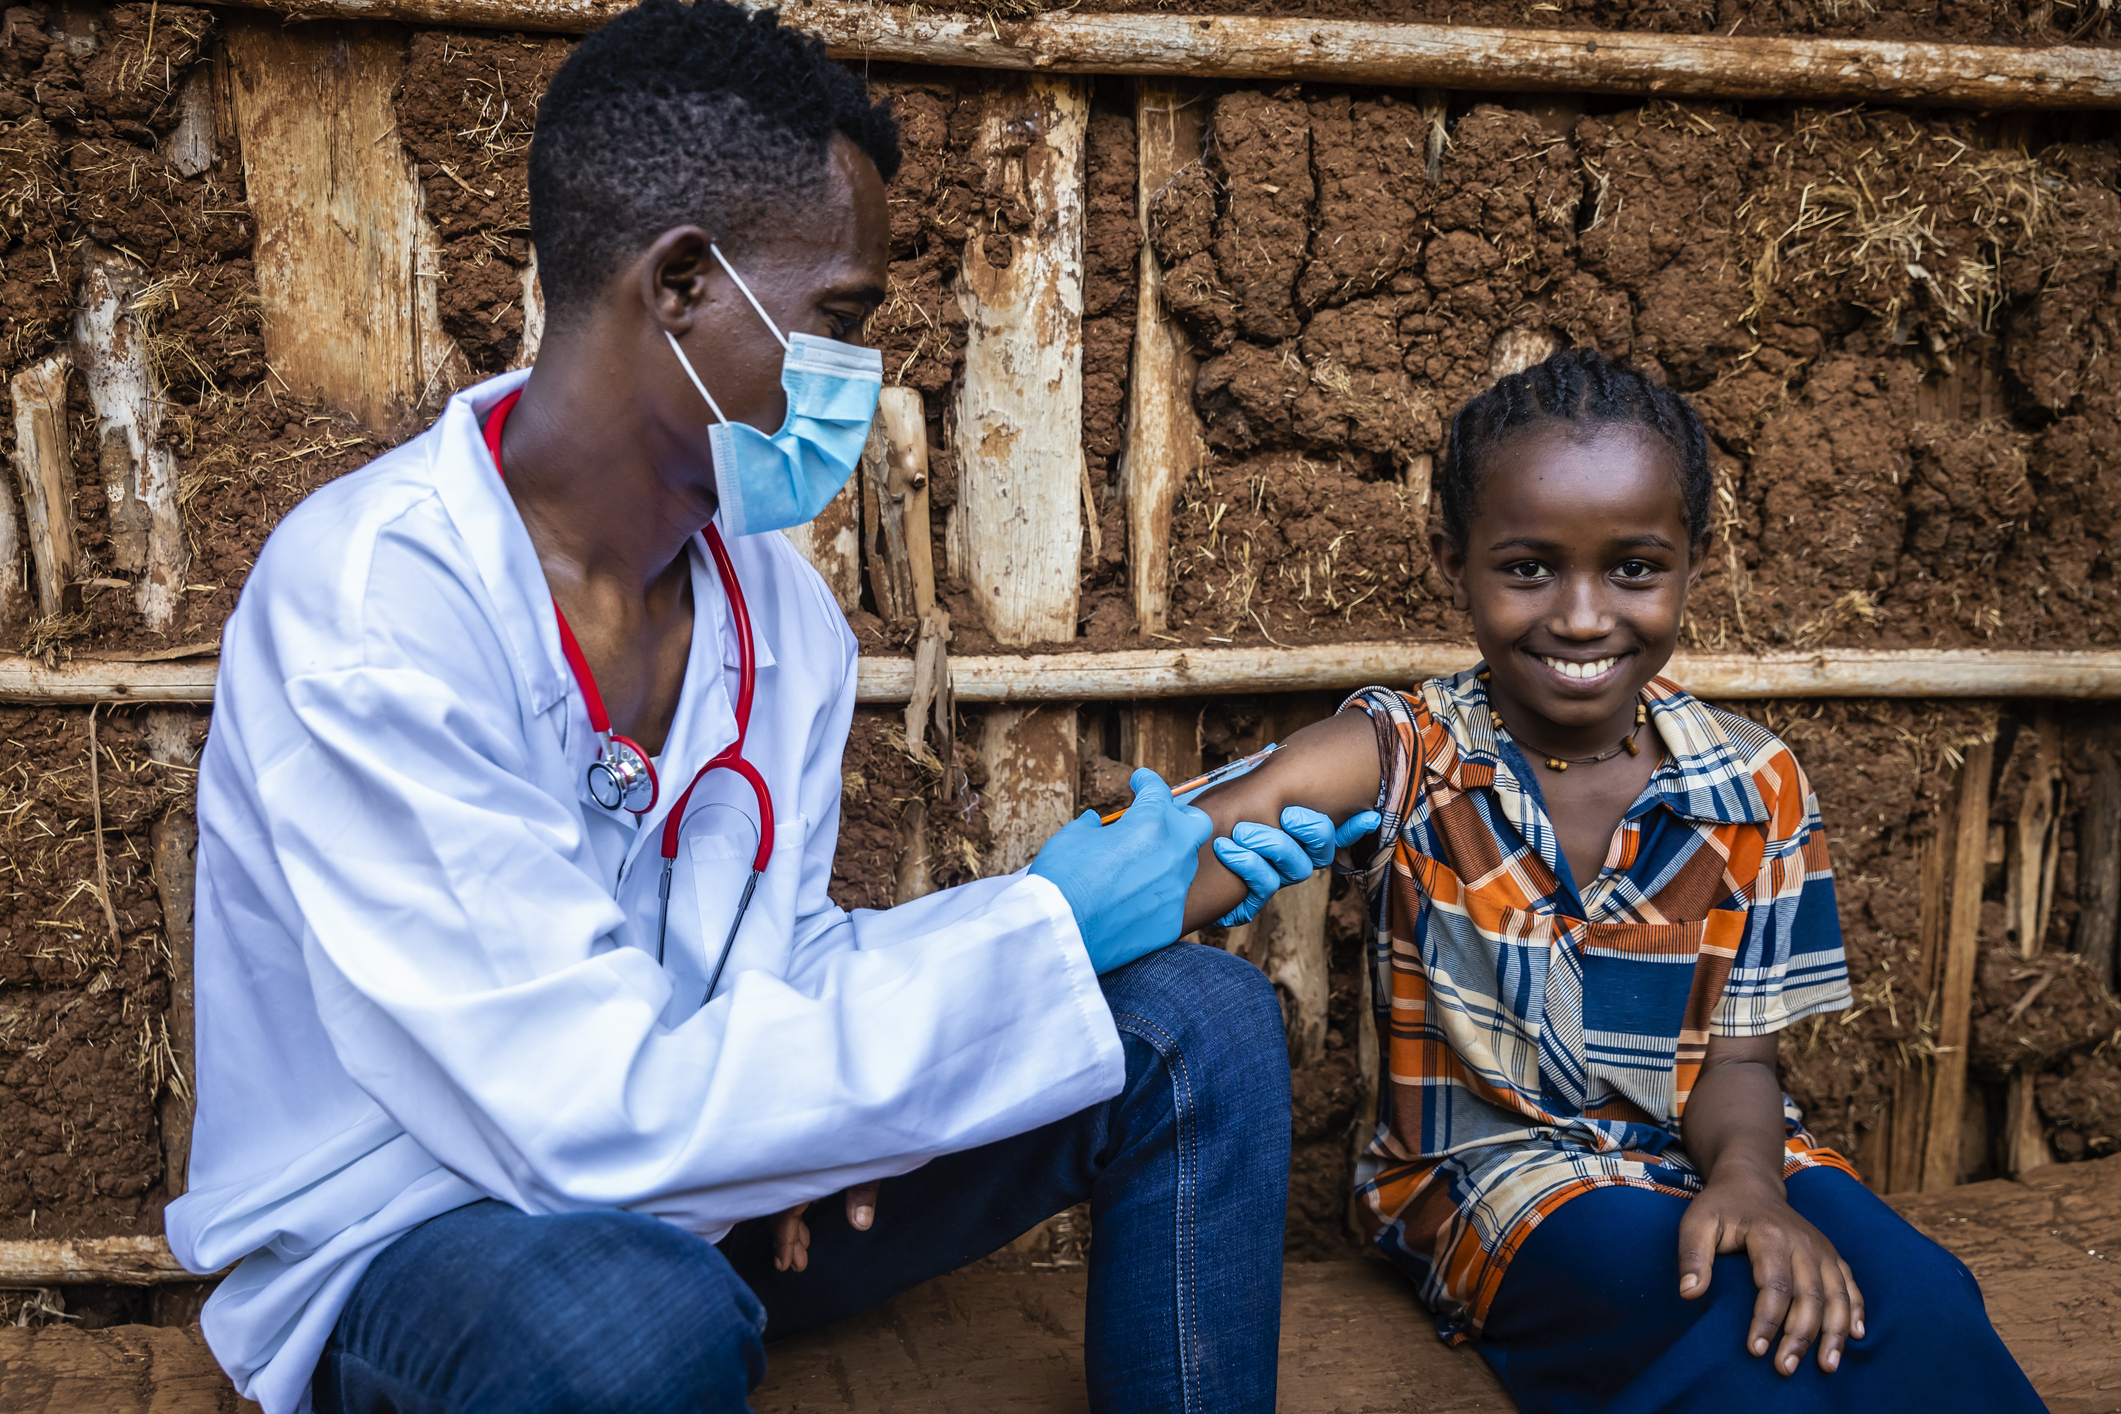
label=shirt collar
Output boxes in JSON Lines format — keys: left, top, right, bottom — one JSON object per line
{"left": 1435, "top": 668, "right": 1771, "bottom": 826}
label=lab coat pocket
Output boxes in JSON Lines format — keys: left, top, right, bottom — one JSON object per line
{"left": 689, "top": 814, "right": 807, "bottom": 1001}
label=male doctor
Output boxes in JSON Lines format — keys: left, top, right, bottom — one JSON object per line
{"left": 167, "top": 4, "right": 1376, "bottom": 1411}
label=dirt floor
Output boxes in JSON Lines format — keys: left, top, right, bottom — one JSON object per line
{"left": 9, "top": 1154, "right": 2120, "bottom": 1412}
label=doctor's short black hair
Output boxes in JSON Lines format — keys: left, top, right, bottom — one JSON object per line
{"left": 529, "top": 0, "right": 901, "bottom": 328}
{"left": 1437, "top": 346, "right": 1714, "bottom": 548}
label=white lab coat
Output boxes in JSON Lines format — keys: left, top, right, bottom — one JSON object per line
{"left": 164, "top": 370, "right": 1124, "bottom": 1414}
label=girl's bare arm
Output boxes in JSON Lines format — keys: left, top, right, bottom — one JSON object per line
{"left": 1178, "top": 710, "right": 1383, "bottom": 933}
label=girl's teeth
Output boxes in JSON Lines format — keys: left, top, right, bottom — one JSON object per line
{"left": 1543, "top": 656, "right": 1617, "bottom": 680}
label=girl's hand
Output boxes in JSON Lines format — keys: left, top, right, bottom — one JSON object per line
{"left": 1678, "top": 1168, "right": 1866, "bottom": 1375}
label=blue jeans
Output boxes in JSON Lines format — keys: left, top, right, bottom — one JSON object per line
{"left": 313, "top": 944, "right": 1292, "bottom": 1414}
{"left": 1477, "top": 1166, "right": 2045, "bottom": 1413}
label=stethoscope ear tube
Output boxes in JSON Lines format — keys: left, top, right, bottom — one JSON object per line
{"left": 703, "top": 869, "right": 761, "bottom": 1004}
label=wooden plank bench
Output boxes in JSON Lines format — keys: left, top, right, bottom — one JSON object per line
{"left": 6, "top": 1155, "right": 2117, "bottom": 1413}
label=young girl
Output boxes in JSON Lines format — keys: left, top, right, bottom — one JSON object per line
{"left": 1180, "top": 349, "right": 2041, "bottom": 1411}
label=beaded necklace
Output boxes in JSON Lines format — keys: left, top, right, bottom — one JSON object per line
{"left": 1478, "top": 669, "right": 1650, "bottom": 773}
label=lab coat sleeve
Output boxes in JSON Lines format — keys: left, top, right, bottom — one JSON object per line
{"left": 261, "top": 639, "right": 1124, "bottom": 1230}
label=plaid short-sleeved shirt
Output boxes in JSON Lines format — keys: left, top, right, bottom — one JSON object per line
{"left": 1344, "top": 672, "right": 1857, "bottom": 1342}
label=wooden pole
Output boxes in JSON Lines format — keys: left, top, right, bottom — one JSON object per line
{"left": 225, "top": 16, "right": 468, "bottom": 432}
{"left": 1886, "top": 831, "right": 1951, "bottom": 1193}
{"left": 781, "top": 477, "right": 863, "bottom": 614}
{"left": 2074, "top": 749, "right": 2121, "bottom": 992}
{"left": 213, "top": 0, "right": 2121, "bottom": 109}
{"left": 75, "top": 247, "right": 189, "bottom": 633}
{"left": 2005, "top": 711, "right": 2060, "bottom": 1177}
{"left": 144, "top": 710, "right": 200, "bottom": 1201}
{"left": 1922, "top": 732, "right": 1995, "bottom": 1192}
{"left": 956, "top": 76, "right": 1090, "bottom": 876}
{"left": 859, "top": 387, "right": 933, "bottom": 625}
{"left": 855, "top": 645, "right": 2121, "bottom": 705}
{"left": 955, "top": 77, "right": 1088, "bottom": 646}
{"left": 7, "top": 355, "right": 79, "bottom": 621}
{"left": 13, "top": 646, "right": 2121, "bottom": 708}
{"left": 0, "top": 1236, "right": 199, "bottom": 1285}
{"left": 1120, "top": 79, "right": 1205, "bottom": 639}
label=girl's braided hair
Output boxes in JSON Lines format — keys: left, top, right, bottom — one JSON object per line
{"left": 1437, "top": 347, "right": 1713, "bottom": 547}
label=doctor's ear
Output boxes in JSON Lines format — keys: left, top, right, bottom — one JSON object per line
{"left": 639, "top": 226, "right": 717, "bottom": 329}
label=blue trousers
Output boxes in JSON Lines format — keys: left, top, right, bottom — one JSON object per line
{"left": 312, "top": 944, "right": 1292, "bottom": 1414}
{"left": 1476, "top": 1166, "right": 2045, "bottom": 1413}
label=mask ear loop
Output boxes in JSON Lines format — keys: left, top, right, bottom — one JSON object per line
{"left": 665, "top": 330, "right": 729, "bottom": 423}
{"left": 709, "top": 243, "right": 790, "bottom": 352}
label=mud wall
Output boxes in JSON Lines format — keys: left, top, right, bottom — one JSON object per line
{"left": 0, "top": 6, "right": 2117, "bottom": 1259}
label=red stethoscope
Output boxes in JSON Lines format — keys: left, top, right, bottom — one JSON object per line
{"left": 485, "top": 391, "right": 773, "bottom": 994}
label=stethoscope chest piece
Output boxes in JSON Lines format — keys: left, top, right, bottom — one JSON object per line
{"left": 588, "top": 734, "right": 659, "bottom": 814}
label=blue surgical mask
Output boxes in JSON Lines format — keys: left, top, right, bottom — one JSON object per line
{"left": 665, "top": 244, "right": 883, "bottom": 538}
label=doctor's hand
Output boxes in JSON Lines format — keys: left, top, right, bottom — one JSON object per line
{"left": 1029, "top": 768, "right": 1214, "bottom": 975}
{"left": 1212, "top": 807, "right": 1383, "bottom": 926}
{"left": 771, "top": 1181, "right": 883, "bottom": 1273}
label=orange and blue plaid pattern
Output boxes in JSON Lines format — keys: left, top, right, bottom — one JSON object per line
{"left": 1342, "top": 672, "right": 1857, "bottom": 1342}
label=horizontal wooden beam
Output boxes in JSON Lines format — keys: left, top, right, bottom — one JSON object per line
{"left": 216, "top": 0, "right": 2120, "bottom": 109}
{"left": 0, "top": 1235, "right": 201, "bottom": 1286}
{"left": 0, "top": 657, "right": 218, "bottom": 704}
{"left": 8, "top": 646, "right": 2121, "bottom": 707}
{"left": 859, "top": 645, "right": 2121, "bottom": 702}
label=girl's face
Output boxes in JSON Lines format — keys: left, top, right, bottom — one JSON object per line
{"left": 1433, "top": 423, "right": 1708, "bottom": 746}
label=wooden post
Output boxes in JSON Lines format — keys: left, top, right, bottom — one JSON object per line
{"left": 953, "top": 76, "right": 1088, "bottom": 645}
{"left": 979, "top": 705, "right": 1078, "bottom": 875}
{"left": 780, "top": 478, "right": 863, "bottom": 614}
{"left": 145, "top": 710, "right": 200, "bottom": 1200}
{"left": 2006, "top": 713, "right": 2061, "bottom": 1176}
{"left": 225, "top": 16, "right": 468, "bottom": 432}
{"left": 859, "top": 387, "right": 934, "bottom": 625}
{"left": 956, "top": 76, "right": 1089, "bottom": 876}
{"left": 7, "top": 355, "right": 79, "bottom": 621}
{"left": 161, "top": 67, "right": 218, "bottom": 179}
{"left": 1229, "top": 869, "right": 1333, "bottom": 1068}
{"left": 512, "top": 246, "right": 545, "bottom": 370}
{"left": 1886, "top": 830, "right": 1951, "bottom": 1194}
{"left": 2074, "top": 749, "right": 2121, "bottom": 992}
{"left": 1119, "top": 79, "right": 1204, "bottom": 638}
{"left": 75, "top": 247, "right": 189, "bottom": 632}
{"left": 1922, "top": 732, "right": 1995, "bottom": 1192}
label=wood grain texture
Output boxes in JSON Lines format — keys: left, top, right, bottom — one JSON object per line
{"left": 953, "top": 77, "right": 1087, "bottom": 647}
{"left": 225, "top": 16, "right": 467, "bottom": 432}
{"left": 781, "top": 477, "right": 864, "bottom": 614}
{"left": 858, "top": 387, "right": 932, "bottom": 624}
{"left": 1925, "top": 733, "right": 1996, "bottom": 1192}
{"left": 211, "top": 0, "right": 2121, "bottom": 109}
{"left": 13, "top": 646, "right": 2121, "bottom": 707}
{"left": 1119, "top": 79, "right": 1204, "bottom": 638}
{"left": 2074, "top": 750, "right": 2121, "bottom": 993}
{"left": 75, "top": 247, "right": 188, "bottom": 631}
{"left": 0, "top": 1323, "right": 257, "bottom": 1413}
{"left": 7, "top": 354, "right": 78, "bottom": 620}
{"left": 978, "top": 705, "right": 1078, "bottom": 876}
{"left": 0, "top": 1235, "right": 196, "bottom": 1285}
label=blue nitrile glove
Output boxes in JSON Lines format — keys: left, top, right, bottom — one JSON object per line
{"left": 1029, "top": 768, "right": 1215, "bottom": 974}
{"left": 1212, "top": 806, "right": 1384, "bottom": 926}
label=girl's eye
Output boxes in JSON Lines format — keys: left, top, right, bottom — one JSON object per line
{"left": 1614, "top": 559, "right": 1661, "bottom": 581}
{"left": 1504, "top": 560, "right": 1551, "bottom": 581}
